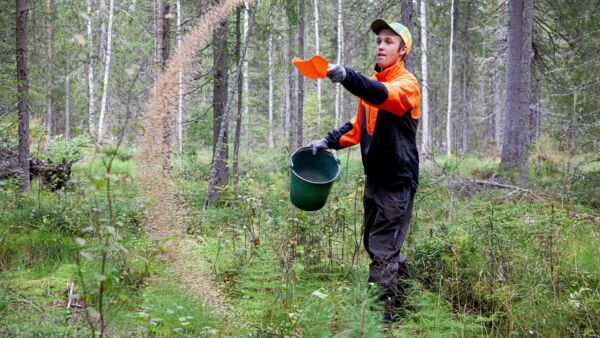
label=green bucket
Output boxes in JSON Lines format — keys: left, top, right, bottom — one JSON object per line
{"left": 289, "top": 147, "right": 340, "bottom": 211}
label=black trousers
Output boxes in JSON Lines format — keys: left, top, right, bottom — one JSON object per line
{"left": 363, "top": 180, "right": 414, "bottom": 307}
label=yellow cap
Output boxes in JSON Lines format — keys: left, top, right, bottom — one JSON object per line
{"left": 370, "top": 19, "right": 412, "bottom": 55}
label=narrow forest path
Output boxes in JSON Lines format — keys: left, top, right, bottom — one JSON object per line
{"left": 135, "top": 0, "right": 252, "bottom": 329}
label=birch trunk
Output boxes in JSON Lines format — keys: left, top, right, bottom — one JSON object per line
{"left": 176, "top": 0, "right": 183, "bottom": 154}
{"left": 65, "top": 55, "right": 71, "bottom": 140}
{"left": 99, "top": 0, "right": 106, "bottom": 62}
{"left": 17, "top": 0, "right": 30, "bottom": 191}
{"left": 287, "top": 7, "right": 297, "bottom": 149}
{"left": 280, "top": 78, "right": 286, "bottom": 133}
{"left": 313, "top": 0, "right": 321, "bottom": 127}
{"left": 460, "top": 6, "right": 470, "bottom": 153}
{"left": 420, "top": 0, "right": 429, "bottom": 155}
{"left": 334, "top": 0, "right": 343, "bottom": 127}
{"left": 97, "top": 0, "right": 114, "bottom": 140}
{"left": 45, "top": 0, "right": 53, "bottom": 149}
{"left": 242, "top": 1, "right": 249, "bottom": 146}
{"left": 284, "top": 62, "right": 290, "bottom": 131}
{"left": 87, "top": 0, "right": 95, "bottom": 134}
{"left": 446, "top": 0, "right": 454, "bottom": 157}
{"left": 268, "top": 31, "right": 274, "bottom": 148}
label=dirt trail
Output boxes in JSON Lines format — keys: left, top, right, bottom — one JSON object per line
{"left": 137, "top": 0, "right": 252, "bottom": 320}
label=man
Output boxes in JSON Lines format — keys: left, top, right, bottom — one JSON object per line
{"left": 308, "top": 19, "right": 420, "bottom": 321}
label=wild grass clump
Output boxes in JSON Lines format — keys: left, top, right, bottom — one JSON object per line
{"left": 0, "top": 231, "right": 77, "bottom": 270}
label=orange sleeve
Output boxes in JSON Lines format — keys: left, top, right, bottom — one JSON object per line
{"left": 377, "top": 76, "right": 421, "bottom": 119}
{"left": 338, "top": 102, "right": 363, "bottom": 148}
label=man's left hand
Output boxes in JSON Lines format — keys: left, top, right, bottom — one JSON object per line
{"left": 307, "top": 139, "right": 328, "bottom": 156}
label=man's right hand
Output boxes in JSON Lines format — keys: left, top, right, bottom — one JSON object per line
{"left": 307, "top": 139, "right": 328, "bottom": 156}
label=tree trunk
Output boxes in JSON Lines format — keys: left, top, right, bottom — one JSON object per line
{"left": 446, "top": 0, "right": 454, "bottom": 157}
{"left": 154, "top": 0, "right": 162, "bottom": 87}
{"left": 400, "top": 0, "right": 414, "bottom": 72}
{"left": 17, "top": 0, "right": 30, "bottom": 191}
{"left": 334, "top": 0, "right": 343, "bottom": 127}
{"left": 242, "top": 1, "right": 249, "bottom": 147}
{"left": 420, "top": 0, "right": 429, "bottom": 155}
{"left": 99, "top": 0, "right": 107, "bottom": 62}
{"left": 45, "top": 0, "right": 53, "bottom": 149}
{"left": 176, "top": 0, "right": 183, "bottom": 154}
{"left": 65, "top": 55, "right": 71, "bottom": 140}
{"left": 162, "top": 1, "right": 172, "bottom": 169}
{"left": 567, "top": 92, "right": 577, "bottom": 153}
{"left": 97, "top": 0, "right": 114, "bottom": 141}
{"left": 530, "top": 76, "right": 541, "bottom": 143}
{"left": 287, "top": 5, "right": 297, "bottom": 149}
{"left": 232, "top": 5, "right": 243, "bottom": 181}
{"left": 459, "top": 4, "right": 470, "bottom": 153}
{"left": 279, "top": 77, "right": 286, "bottom": 134}
{"left": 86, "top": 0, "right": 95, "bottom": 134}
{"left": 162, "top": 2, "right": 171, "bottom": 67}
{"left": 295, "top": 0, "right": 306, "bottom": 150}
{"left": 487, "top": 76, "right": 494, "bottom": 143}
{"left": 313, "top": 0, "right": 321, "bottom": 127}
{"left": 520, "top": 0, "right": 533, "bottom": 151}
{"left": 501, "top": 0, "right": 532, "bottom": 180}
{"left": 494, "top": 67, "right": 502, "bottom": 150}
{"left": 205, "top": 0, "right": 256, "bottom": 208}
{"left": 211, "top": 0, "right": 229, "bottom": 190}
{"left": 268, "top": 30, "right": 274, "bottom": 148}
{"left": 283, "top": 53, "right": 290, "bottom": 131}
{"left": 198, "top": 0, "right": 207, "bottom": 16}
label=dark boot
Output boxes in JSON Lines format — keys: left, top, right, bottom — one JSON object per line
{"left": 382, "top": 295, "right": 401, "bottom": 322}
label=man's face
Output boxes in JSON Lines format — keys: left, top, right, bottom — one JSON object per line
{"left": 376, "top": 28, "right": 406, "bottom": 70}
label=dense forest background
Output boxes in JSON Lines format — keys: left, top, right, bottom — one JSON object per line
{"left": 1, "top": 0, "right": 599, "bottom": 336}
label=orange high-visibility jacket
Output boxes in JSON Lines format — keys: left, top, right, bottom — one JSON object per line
{"left": 325, "top": 61, "right": 421, "bottom": 190}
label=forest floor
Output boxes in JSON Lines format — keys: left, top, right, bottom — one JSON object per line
{"left": 1, "top": 140, "right": 599, "bottom": 336}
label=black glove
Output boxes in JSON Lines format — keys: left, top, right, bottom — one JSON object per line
{"left": 307, "top": 139, "right": 328, "bottom": 156}
{"left": 327, "top": 64, "right": 346, "bottom": 83}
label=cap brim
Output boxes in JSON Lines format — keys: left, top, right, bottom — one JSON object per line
{"left": 371, "top": 19, "right": 392, "bottom": 35}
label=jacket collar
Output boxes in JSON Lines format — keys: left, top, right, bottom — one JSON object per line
{"left": 374, "top": 61, "right": 406, "bottom": 81}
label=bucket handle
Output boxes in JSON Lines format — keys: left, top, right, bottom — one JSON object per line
{"left": 289, "top": 146, "right": 340, "bottom": 167}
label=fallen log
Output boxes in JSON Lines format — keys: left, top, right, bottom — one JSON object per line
{"left": 446, "top": 178, "right": 542, "bottom": 200}
{"left": 0, "top": 146, "right": 78, "bottom": 191}
{"left": 0, "top": 146, "right": 20, "bottom": 179}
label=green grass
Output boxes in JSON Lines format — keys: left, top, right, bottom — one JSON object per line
{"left": 109, "top": 267, "right": 220, "bottom": 337}
{"left": 0, "top": 231, "right": 78, "bottom": 271}
{"left": 1, "top": 139, "right": 599, "bottom": 336}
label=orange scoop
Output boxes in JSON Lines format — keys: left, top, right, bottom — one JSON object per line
{"left": 292, "top": 55, "right": 329, "bottom": 80}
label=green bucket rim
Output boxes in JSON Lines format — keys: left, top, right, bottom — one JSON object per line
{"left": 289, "top": 147, "right": 340, "bottom": 185}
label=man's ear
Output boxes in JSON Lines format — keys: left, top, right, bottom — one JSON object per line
{"left": 398, "top": 45, "right": 407, "bottom": 59}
